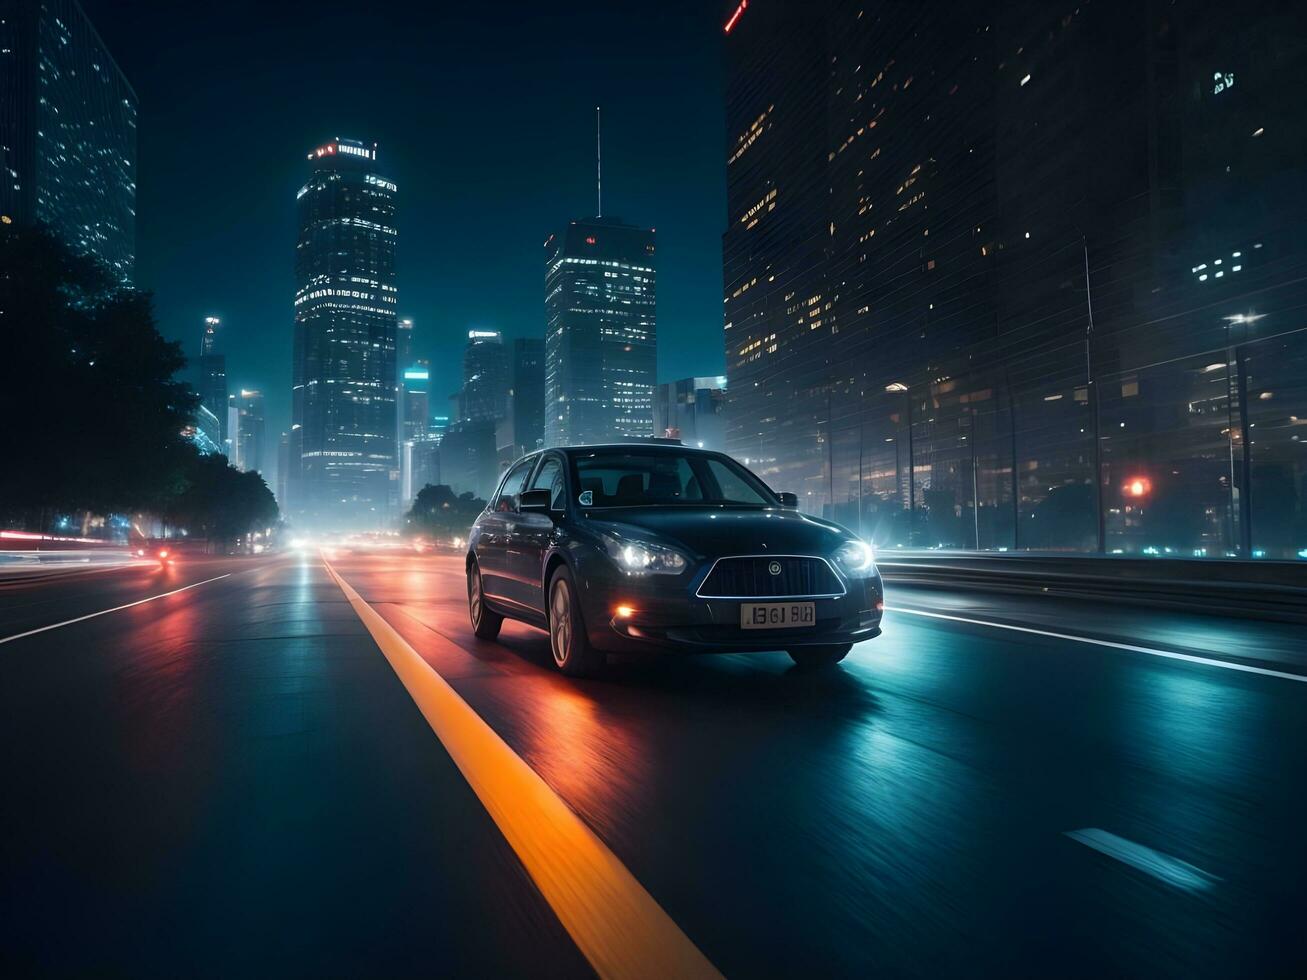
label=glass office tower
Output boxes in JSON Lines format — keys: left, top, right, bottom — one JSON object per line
{"left": 0, "top": 0, "right": 137, "bottom": 282}
{"left": 290, "top": 138, "right": 398, "bottom": 528}
{"left": 198, "top": 316, "right": 228, "bottom": 443}
{"left": 723, "top": 0, "right": 1307, "bottom": 558}
{"left": 457, "top": 330, "right": 510, "bottom": 424}
{"left": 544, "top": 216, "right": 656, "bottom": 447}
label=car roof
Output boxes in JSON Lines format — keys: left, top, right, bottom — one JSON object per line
{"left": 559, "top": 443, "right": 715, "bottom": 455}
{"left": 502, "top": 444, "right": 723, "bottom": 475}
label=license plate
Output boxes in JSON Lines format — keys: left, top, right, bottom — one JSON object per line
{"left": 739, "top": 601, "right": 816, "bottom": 629}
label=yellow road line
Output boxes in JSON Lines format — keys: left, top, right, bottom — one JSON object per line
{"left": 322, "top": 558, "right": 722, "bottom": 980}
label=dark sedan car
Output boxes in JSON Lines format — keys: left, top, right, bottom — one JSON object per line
{"left": 466, "top": 444, "right": 883, "bottom": 676}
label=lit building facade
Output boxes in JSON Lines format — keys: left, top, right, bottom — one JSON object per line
{"left": 655, "top": 376, "right": 727, "bottom": 451}
{"left": 723, "top": 0, "right": 1307, "bottom": 558}
{"left": 198, "top": 316, "right": 228, "bottom": 443}
{"left": 544, "top": 217, "right": 656, "bottom": 447}
{"left": 402, "top": 360, "right": 430, "bottom": 439}
{"left": 399, "top": 360, "right": 430, "bottom": 505}
{"left": 185, "top": 403, "right": 223, "bottom": 456}
{"left": 0, "top": 0, "right": 137, "bottom": 282}
{"left": 235, "top": 388, "right": 265, "bottom": 475}
{"left": 290, "top": 138, "right": 398, "bottom": 528}
{"left": 456, "top": 330, "right": 509, "bottom": 424}
{"left": 396, "top": 316, "right": 412, "bottom": 438}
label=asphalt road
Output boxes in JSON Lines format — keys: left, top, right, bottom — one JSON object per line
{"left": 2, "top": 550, "right": 1304, "bottom": 977}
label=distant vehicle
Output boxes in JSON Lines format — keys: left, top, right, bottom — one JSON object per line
{"left": 135, "top": 541, "right": 177, "bottom": 568}
{"left": 466, "top": 444, "right": 883, "bottom": 676}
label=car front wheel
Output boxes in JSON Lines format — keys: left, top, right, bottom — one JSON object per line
{"left": 468, "top": 561, "right": 503, "bottom": 639}
{"left": 787, "top": 643, "right": 852, "bottom": 668}
{"left": 547, "top": 567, "right": 604, "bottom": 677}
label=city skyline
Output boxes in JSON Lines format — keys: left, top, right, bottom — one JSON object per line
{"left": 79, "top": 0, "right": 729, "bottom": 443}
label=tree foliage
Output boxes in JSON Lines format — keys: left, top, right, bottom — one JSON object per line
{"left": 0, "top": 226, "right": 197, "bottom": 516}
{"left": 404, "top": 484, "right": 487, "bottom": 539}
{"left": 166, "top": 452, "right": 279, "bottom": 541}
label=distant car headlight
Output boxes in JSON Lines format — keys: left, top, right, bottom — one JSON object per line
{"left": 600, "top": 532, "right": 689, "bottom": 575}
{"left": 833, "top": 538, "right": 876, "bottom": 577}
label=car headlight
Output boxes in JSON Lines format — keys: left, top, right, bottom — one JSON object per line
{"left": 600, "top": 532, "right": 689, "bottom": 575}
{"left": 833, "top": 538, "right": 876, "bottom": 577}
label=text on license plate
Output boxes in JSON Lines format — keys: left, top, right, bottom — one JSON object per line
{"left": 739, "top": 601, "right": 816, "bottom": 629}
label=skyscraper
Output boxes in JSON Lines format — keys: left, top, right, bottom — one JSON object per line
{"left": 396, "top": 315, "right": 414, "bottom": 448}
{"left": 0, "top": 0, "right": 137, "bottom": 282}
{"left": 402, "top": 360, "right": 430, "bottom": 440}
{"left": 290, "top": 138, "right": 399, "bottom": 528}
{"left": 723, "top": 0, "right": 1307, "bottom": 557}
{"left": 235, "top": 388, "right": 265, "bottom": 475}
{"left": 510, "top": 337, "right": 546, "bottom": 456}
{"left": 198, "top": 316, "right": 228, "bottom": 443}
{"left": 456, "top": 330, "right": 509, "bottom": 423}
{"left": 399, "top": 359, "right": 430, "bottom": 505}
{"left": 544, "top": 217, "right": 656, "bottom": 446}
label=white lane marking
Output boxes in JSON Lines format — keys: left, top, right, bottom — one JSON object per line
{"left": 884, "top": 605, "right": 1307, "bottom": 683}
{"left": 0, "top": 573, "right": 232, "bottom": 646}
{"left": 1065, "top": 828, "right": 1220, "bottom": 891}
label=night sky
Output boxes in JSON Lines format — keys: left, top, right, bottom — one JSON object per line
{"left": 84, "top": 0, "right": 727, "bottom": 442}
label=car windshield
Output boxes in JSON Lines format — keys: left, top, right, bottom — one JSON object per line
{"left": 571, "top": 450, "right": 776, "bottom": 508}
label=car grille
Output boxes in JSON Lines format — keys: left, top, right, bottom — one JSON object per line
{"left": 696, "top": 556, "right": 844, "bottom": 599}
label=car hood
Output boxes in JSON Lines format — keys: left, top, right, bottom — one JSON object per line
{"left": 587, "top": 506, "right": 852, "bottom": 558}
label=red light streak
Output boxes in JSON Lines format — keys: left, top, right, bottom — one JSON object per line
{"left": 1, "top": 529, "right": 103, "bottom": 544}
{"left": 724, "top": 0, "right": 748, "bottom": 33}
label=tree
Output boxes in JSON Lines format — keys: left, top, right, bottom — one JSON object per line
{"left": 166, "top": 452, "right": 279, "bottom": 543}
{"left": 0, "top": 226, "right": 198, "bottom": 521}
{"left": 405, "top": 484, "right": 487, "bottom": 540}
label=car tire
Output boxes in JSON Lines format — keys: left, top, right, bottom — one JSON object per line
{"left": 547, "top": 566, "right": 604, "bottom": 677}
{"left": 468, "top": 561, "right": 503, "bottom": 640}
{"left": 787, "top": 643, "right": 852, "bottom": 668}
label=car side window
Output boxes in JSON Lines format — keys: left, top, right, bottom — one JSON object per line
{"left": 495, "top": 459, "right": 534, "bottom": 513}
{"left": 530, "top": 456, "right": 565, "bottom": 509}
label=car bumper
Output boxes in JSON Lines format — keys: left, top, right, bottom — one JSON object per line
{"left": 577, "top": 565, "right": 884, "bottom": 654}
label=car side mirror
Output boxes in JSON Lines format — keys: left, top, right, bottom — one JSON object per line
{"left": 776, "top": 491, "right": 799, "bottom": 509}
{"left": 519, "top": 488, "right": 553, "bottom": 514}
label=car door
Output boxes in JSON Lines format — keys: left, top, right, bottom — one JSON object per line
{"left": 505, "top": 453, "right": 566, "bottom": 612}
{"left": 477, "top": 458, "right": 534, "bottom": 603}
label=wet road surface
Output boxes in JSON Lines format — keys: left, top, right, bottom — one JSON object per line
{"left": 2, "top": 551, "right": 1304, "bottom": 977}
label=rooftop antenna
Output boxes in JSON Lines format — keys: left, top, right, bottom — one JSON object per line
{"left": 596, "top": 105, "right": 602, "bottom": 218}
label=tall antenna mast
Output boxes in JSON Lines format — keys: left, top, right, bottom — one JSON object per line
{"left": 596, "top": 105, "right": 602, "bottom": 218}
